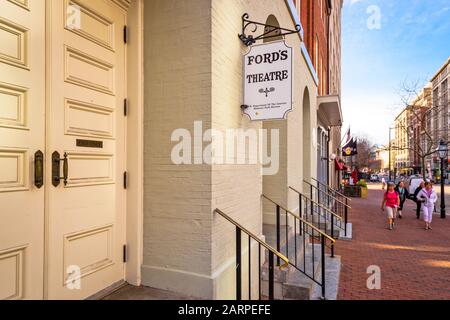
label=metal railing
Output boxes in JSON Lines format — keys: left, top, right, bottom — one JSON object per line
{"left": 304, "top": 180, "right": 350, "bottom": 237}
{"left": 289, "top": 186, "right": 344, "bottom": 238}
{"left": 214, "top": 208, "right": 288, "bottom": 300}
{"left": 311, "top": 177, "right": 351, "bottom": 203}
{"left": 261, "top": 195, "right": 336, "bottom": 299}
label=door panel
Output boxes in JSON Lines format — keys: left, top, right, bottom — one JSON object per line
{"left": 46, "top": 0, "right": 126, "bottom": 299}
{"left": 0, "top": 0, "right": 45, "bottom": 299}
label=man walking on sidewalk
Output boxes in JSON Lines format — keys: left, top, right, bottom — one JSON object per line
{"left": 413, "top": 181, "right": 425, "bottom": 219}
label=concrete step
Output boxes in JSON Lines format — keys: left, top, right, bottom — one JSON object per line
{"left": 339, "top": 223, "right": 353, "bottom": 240}
{"left": 261, "top": 222, "right": 340, "bottom": 300}
{"left": 260, "top": 230, "right": 308, "bottom": 285}
{"left": 302, "top": 221, "right": 341, "bottom": 239}
{"left": 310, "top": 254, "right": 342, "bottom": 300}
{"left": 260, "top": 243, "right": 326, "bottom": 300}
{"left": 260, "top": 278, "right": 284, "bottom": 300}
{"left": 263, "top": 224, "right": 308, "bottom": 262}
{"left": 283, "top": 244, "right": 322, "bottom": 300}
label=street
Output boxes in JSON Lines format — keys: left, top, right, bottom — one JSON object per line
{"left": 338, "top": 184, "right": 450, "bottom": 300}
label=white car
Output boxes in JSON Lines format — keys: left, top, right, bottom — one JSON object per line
{"left": 407, "top": 176, "right": 425, "bottom": 195}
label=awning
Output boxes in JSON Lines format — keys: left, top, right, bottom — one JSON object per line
{"left": 317, "top": 95, "right": 343, "bottom": 127}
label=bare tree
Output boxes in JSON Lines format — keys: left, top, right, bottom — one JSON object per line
{"left": 388, "top": 79, "right": 445, "bottom": 175}
{"left": 355, "top": 136, "right": 372, "bottom": 169}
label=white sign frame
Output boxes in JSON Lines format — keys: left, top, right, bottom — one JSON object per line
{"left": 242, "top": 40, "right": 293, "bottom": 121}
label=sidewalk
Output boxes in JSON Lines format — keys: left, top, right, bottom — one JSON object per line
{"left": 338, "top": 184, "right": 450, "bottom": 300}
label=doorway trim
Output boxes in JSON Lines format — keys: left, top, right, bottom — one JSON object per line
{"left": 43, "top": 0, "right": 144, "bottom": 298}
{"left": 124, "top": 0, "right": 144, "bottom": 286}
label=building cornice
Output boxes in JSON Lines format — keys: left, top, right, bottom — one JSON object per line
{"left": 431, "top": 57, "right": 450, "bottom": 82}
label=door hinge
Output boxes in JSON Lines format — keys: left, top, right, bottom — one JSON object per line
{"left": 123, "top": 171, "right": 128, "bottom": 189}
{"left": 123, "top": 244, "right": 127, "bottom": 263}
{"left": 123, "top": 25, "right": 128, "bottom": 44}
{"left": 124, "top": 98, "right": 128, "bottom": 116}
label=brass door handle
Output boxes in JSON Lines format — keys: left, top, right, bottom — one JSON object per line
{"left": 34, "top": 150, "right": 44, "bottom": 188}
{"left": 52, "top": 151, "right": 68, "bottom": 187}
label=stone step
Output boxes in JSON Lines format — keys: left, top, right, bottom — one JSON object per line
{"left": 339, "top": 223, "right": 353, "bottom": 240}
{"left": 260, "top": 231, "right": 308, "bottom": 285}
{"left": 263, "top": 224, "right": 308, "bottom": 262}
{"left": 260, "top": 278, "right": 284, "bottom": 300}
{"left": 260, "top": 243, "right": 325, "bottom": 300}
{"left": 282, "top": 244, "right": 323, "bottom": 300}
{"left": 310, "top": 255, "right": 342, "bottom": 300}
{"left": 302, "top": 222, "right": 341, "bottom": 239}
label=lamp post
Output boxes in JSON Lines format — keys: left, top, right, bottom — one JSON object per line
{"left": 437, "top": 140, "right": 447, "bottom": 219}
{"left": 388, "top": 127, "right": 395, "bottom": 182}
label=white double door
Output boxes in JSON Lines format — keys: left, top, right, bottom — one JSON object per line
{"left": 0, "top": 0, "right": 127, "bottom": 299}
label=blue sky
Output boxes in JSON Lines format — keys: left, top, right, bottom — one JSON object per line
{"left": 342, "top": 0, "right": 450, "bottom": 145}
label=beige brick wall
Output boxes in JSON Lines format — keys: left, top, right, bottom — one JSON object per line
{"left": 211, "top": 0, "right": 263, "bottom": 299}
{"left": 141, "top": 0, "right": 214, "bottom": 298}
{"left": 211, "top": 0, "right": 318, "bottom": 298}
{"left": 142, "top": 0, "right": 318, "bottom": 299}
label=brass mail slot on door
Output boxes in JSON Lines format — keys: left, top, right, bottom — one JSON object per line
{"left": 76, "top": 139, "right": 103, "bottom": 148}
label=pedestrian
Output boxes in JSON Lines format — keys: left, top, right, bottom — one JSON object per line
{"left": 381, "top": 176, "right": 386, "bottom": 190}
{"left": 381, "top": 182, "right": 400, "bottom": 230}
{"left": 413, "top": 181, "right": 425, "bottom": 219}
{"left": 395, "top": 181, "right": 409, "bottom": 219}
{"left": 417, "top": 181, "right": 437, "bottom": 230}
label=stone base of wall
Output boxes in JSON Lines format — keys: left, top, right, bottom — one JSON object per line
{"left": 141, "top": 265, "right": 213, "bottom": 299}
{"left": 141, "top": 238, "right": 263, "bottom": 299}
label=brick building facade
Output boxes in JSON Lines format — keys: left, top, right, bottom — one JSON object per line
{"left": 297, "top": 0, "right": 330, "bottom": 95}
{"left": 294, "top": 0, "right": 343, "bottom": 189}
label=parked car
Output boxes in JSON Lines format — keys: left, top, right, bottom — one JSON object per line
{"left": 370, "top": 174, "right": 379, "bottom": 182}
{"left": 407, "top": 175, "right": 425, "bottom": 195}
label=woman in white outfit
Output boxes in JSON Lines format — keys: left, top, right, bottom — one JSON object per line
{"left": 416, "top": 182, "right": 437, "bottom": 230}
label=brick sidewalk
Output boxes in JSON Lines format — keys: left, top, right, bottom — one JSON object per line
{"left": 337, "top": 185, "right": 450, "bottom": 300}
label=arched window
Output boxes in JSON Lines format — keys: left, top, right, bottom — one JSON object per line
{"left": 303, "top": 87, "right": 312, "bottom": 180}
{"left": 263, "top": 15, "right": 283, "bottom": 43}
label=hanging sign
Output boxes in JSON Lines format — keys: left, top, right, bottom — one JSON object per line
{"left": 243, "top": 41, "right": 293, "bottom": 121}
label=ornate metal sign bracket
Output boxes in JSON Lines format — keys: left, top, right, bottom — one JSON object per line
{"left": 238, "top": 13, "right": 301, "bottom": 46}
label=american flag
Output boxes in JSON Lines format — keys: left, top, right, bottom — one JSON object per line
{"left": 344, "top": 127, "right": 351, "bottom": 144}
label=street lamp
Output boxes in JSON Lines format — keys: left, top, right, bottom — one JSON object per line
{"left": 437, "top": 140, "right": 447, "bottom": 219}
{"left": 388, "top": 126, "right": 396, "bottom": 182}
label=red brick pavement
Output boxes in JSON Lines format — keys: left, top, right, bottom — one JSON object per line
{"left": 337, "top": 185, "right": 450, "bottom": 300}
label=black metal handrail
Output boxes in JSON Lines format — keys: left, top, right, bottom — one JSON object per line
{"left": 291, "top": 185, "right": 344, "bottom": 238}
{"left": 311, "top": 177, "right": 351, "bottom": 202}
{"left": 303, "top": 180, "right": 349, "bottom": 237}
{"left": 261, "top": 195, "right": 336, "bottom": 299}
{"left": 214, "top": 208, "right": 288, "bottom": 300}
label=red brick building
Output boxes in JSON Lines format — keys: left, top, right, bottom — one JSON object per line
{"left": 294, "top": 0, "right": 344, "bottom": 188}
{"left": 294, "top": 0, "right": 331, "bottom": 95}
